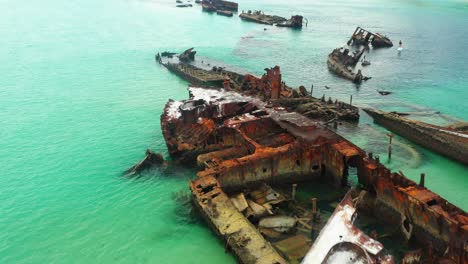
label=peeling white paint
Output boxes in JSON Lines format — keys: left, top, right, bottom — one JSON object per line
{"left": 302, "top": 194, "right": 383, "bottom": 264}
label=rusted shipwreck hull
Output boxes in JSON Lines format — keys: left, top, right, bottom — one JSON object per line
{"left": 357, "top": 156, "right": 468, "bottom": 264}
{"left": 364, "top": 108, "right": 468, "bottom": 166}
{"left": 157, "top": 49, "right": 359, "bottom": 121}
{"left": 327, "top": 47, "right": 368, "bottom": 83}
{"left": 239, "top": 11, "right": 303, "bottom": 28}
{"left": 239, "top": 10, "right": 286, "bottom": 25}
{"left": 348, "top": 26, "right": 393, "bottom": 48}
{"left": 156, "top": 50, "right": 227, "bottom": 87}
{"left": 202, "top": 0, "right": 238, "bottom": 12}
{"left": 161, "top": 86, "right": 467, "bottom": 263}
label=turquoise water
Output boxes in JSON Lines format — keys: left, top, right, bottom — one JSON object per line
{"left": 0, "top": 0, "right": 466, "bottom": 263}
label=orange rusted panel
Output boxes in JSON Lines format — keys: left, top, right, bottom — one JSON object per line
{"left": 331, "top": 141, "right": 360, "bottom": 157}
{"left": 161, "top": 84, "right": 467, "bottom": 263}
{"left": 402, "top": 186, "right": 439, "bottom": 203}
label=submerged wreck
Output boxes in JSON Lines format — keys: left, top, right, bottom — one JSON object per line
{"left": 347, "top": 27, "right": 393, "bottom": 48}
{"left": 364, "top": 108, "right": 468, "bottom": 166}
{"left": 156, "top": 49, "right": 226, "bottom": 87}
{"left": 156, "top": 49, "right": 359, "bottom": 121}
{"left": 124, "top": 149, "right": 165, "bottom": 176}
{"left": 160, "top": 85, "right": 467, "bottom": 263}
{"left": 239, "top": 10, "right": 304, "bottom": 28}
{"left": 327, "top": 47, "right": 369, "bottom": 83}
{"left": 202, "top": 0, "right": 238, "bottom": 12}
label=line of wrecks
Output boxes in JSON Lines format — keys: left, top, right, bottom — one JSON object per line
{"left": 149, "top": 49, "right": 468, "bottom": 263}
{"left": 179, "top": 0, "right": 395, "bottom": 84}
{"left": 181, "top": 0, "right": 307, "bottom": 28}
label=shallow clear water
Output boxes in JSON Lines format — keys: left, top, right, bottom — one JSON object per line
{"left": 0, "top": 0, "right": 466, "bottom": 263}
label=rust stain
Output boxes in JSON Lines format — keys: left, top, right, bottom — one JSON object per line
{"left": 331, "top": 141, "right": 360, "bottom": 157}
{"left": 160, "top": 77, "right": 467, "bottom": 263}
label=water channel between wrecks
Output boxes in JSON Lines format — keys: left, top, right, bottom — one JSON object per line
{"left": 1, "top": 0, "right": 467, "bottom": 263}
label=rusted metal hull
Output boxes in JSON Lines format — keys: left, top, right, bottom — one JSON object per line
{"left": 239, "top": 12, "right": 286, "bottom": 25}
{"left": 157, "top": 50, "right": 359, "bottom": 122}
{"left": 364, "top": 108, "right": 468, "bottom": 165}
{"left": 202, "top": 0, "right": 238, "bottom": 12}
{"left": 327, "top": 55, "right": 363, "bottom": 83}
{"left": 327, "top": 47, "right": 367, "bottom": 83}
{"left": 160, "top": 85, "right": 467, "bottom": 263}
{"left": 239, "top": 12, "right": 302, "bottom": 28}
{"left": 348, "top": 27, "right": 393, "bottom": 48}
{"left": 357, "top": 156, "right": 467, "bottom": 263}
{"left": 160, "top": 62, "right": 226, "bottom": 87}
{"left": 371, "top": 35, "right": 393, "bottom": 48}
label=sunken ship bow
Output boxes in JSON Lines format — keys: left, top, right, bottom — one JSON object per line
{"left": 161, "top": 86, "right": 468, "bottom": 263}
{"left": 348, "top": 26, "right": 393, "bottom": 48}
{"left": 327, "top": 47, "right": 368, "bottom": 83}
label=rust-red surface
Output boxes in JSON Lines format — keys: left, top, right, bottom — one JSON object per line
{"left": 331, "top": 141, "right": 360, "bottom": 157}
{"left": 161, "top": 85, "right": 467, "bottom": 263}
{"left": 242, "top": 66, "right": 284, "bottom": 100}
{"left": 357, "top": 157, "right": 467, "bottom": 263}
{"left": 402, "top": 186, "right": 439, "bottom": 203}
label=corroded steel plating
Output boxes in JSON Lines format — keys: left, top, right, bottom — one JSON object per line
{"left": 161, "top": 87, "right": 467, "bottom": 263}
{"left": 157, "top": 50, "right": 360, "bottom": 121}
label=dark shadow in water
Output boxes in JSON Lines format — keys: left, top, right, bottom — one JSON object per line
{"left": 172, "top": 188, "right": 204, "bottom": 225}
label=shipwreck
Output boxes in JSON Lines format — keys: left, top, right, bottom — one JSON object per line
{"left": 155, "top": 50, "right": 467, "bottom": 263}
{"left": 239, "top": 10, "right": 304, "bottom": 29}
{"left": 156, "top": 49, "right": 359, "bottom": 121}
{"left": 327, "top": 47, "right": 369, "bottom": 83}
{"left": 202, "top": 0, "right": 238, "bottom": 12}
{"left": 347, "top": 27, "right": 393, "bottom": 48}
{"left": 124, "top": 149, "right": 165, "bottom": 176}
{"left": 160, "top": 85, "right": 467, "bottom": 263}
{"left": 364, "top": 108, "right": 468, "bottom": 166}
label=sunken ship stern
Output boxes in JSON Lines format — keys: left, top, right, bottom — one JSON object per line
{"left": 364, "top": 108, "right": 468, "bottom": 166}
